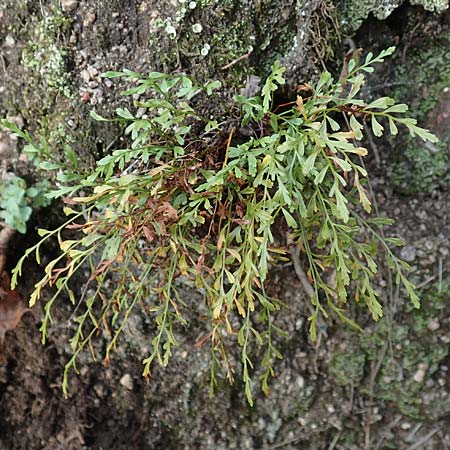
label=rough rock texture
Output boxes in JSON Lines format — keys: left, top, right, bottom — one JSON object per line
{"left": 339, "top": 0, "right": 449, "bottom": 31}
{"left": 0, "top": 0, "right": 343, "bottom": 178}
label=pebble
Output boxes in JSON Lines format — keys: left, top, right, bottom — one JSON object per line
{"left": 7, "top": 115, "right": 24, "bottom": 128}
{"left": 87, "top": 66, "right": 98, "bottom": 77}
{"left": 413, "top": 362, "right": 428, "bottom": 383}
{"left": 400, "top": 246, "right": 416, "bottom": 262}
{"left": 370, "top": 414, "right": 383, "bottom": 424}
{"left": 4, "top": 34, "right": 15, "bottom": 47}
{"left": 0, "top": 141, "right": 12, "bottom": 158}
{"left": 61, "top": 0, "right": 79, "bottom": 12}
{"left": 120, "top": 373, "right": 133, "bottom": 390}
{"left": 427, "top": 318, "right": 440, "bottom": 331}
{"left": 135, "top": 107, "right": 147, "bottom": 118}
{"left": 80, "top": 69, "right": 90, "bottom": 84}
{"left": 83, "top": 11, "right": 97, "bottom": 27}
{"left": 93, "top": 383, "right": 105, "bottom": 397}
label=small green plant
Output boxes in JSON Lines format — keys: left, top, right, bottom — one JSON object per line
{"left": 5, "top": 47, "right": 438, "bottom": 404}
{"left": 0, "top": 174, "right": 50, "bottom": 233}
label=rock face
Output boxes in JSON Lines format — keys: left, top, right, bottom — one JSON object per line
{"left": 339, "top": 0, "right": 449, "bottom": 31}
{"left": 0, "top": 0, "right": 337, "bottom": 166}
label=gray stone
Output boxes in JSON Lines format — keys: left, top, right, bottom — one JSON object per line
{"left": 119, "top": 373, "right": 133, "bottom": 390}
{"left": 400, "top": 246, "right": 417, "bottom": 262}
{"left": 61, "top": 0, "right": 79, "bottom": 12}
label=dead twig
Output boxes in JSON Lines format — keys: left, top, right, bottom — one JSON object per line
{"left": 438, "top": 257, "right": 443, "bottom": 293}
{"left": 405, "top": 428, "right": 440, "bottom": 450}
{"left": 415, "top": 275, "right": 436, "bottom": 290}
{"left": 287, "top": 235, "right": 328, "bottom": 340}
{"left": 374, "top": 416, "right": 402, "bottom": 450}
{"left": 363, "top": 122, "right": 381, "bottom": 168}
{"left": 328, "top": 431, "right": 342, "bottom": 450}
{"left": 261, "top": 435, "right": 302, "bottom": 450}
{"left": 221, "top": 49, "right": 253, "bottom": 70}
{"left": 289, "top": 245, "right": 314, "bottom": 299}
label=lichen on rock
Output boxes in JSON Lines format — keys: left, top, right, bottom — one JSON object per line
{"left": 339, "top": 0, "right": 449, "bottom": 32}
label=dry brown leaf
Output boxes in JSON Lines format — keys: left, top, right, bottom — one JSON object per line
{"left": 0, "top": 271, "right": 30, "bottom": 362}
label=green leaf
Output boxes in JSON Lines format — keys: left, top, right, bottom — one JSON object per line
{"left": 385, "top": 237, "right": 406, "bottom": 246}
{"left": 335, "top": 190, "right": 349, "bottom": 223}
{"left": 364, "top": 52, "right": 374, "bottom": 65}
{"left": 368, "top": 217, "right": 395, "bottom": 226}
{"left": 206, "top": 80, "right": 222, "bottom": 95}
{"left": 388, "top": 118, "right": 398, "bottom": 136}
{"left": 245, "top": 381, "right": 254, "bottom": 407}
{"left": 331, "top": 157, "right": 352, "bottom": 172}
{"left": 176, "top": 77, "right": 196, "bottom": 99}
{"left": 409, "top": 124, "right": 439, "bottom": 143}
{"left": 90, "top": 110, "right": 108, "bottom": 121}
{"left": 379, "top": 46, "right": 396, "bottom": 59}
{"left": 102, "top": 70, "right": 129, "bottom": 78}
{"left": 348, "top": 58, "right": 356, "bottom": 73}
{"left": 261, "top": 60, "right": 285, "bottom": 112}
{"left": 405, "top": 280, "right": 420, "bottom": 308}
{"left": 116, "top": 108, "right": 134, "bottom": 120}
{"left": 350, "top": 115, "right": 363, "bottom": 140}
{"left": 326, "top": 116, "right": 340, "bottom": 131}
{"left": 314, "top": 166, "right": 328, "bottom": 185}
{"left": 367, "top": 97, "right": 395, "bottom": 109}
{"left": 282, "top": 208, "right": 297, "bottom": 228}
{"left": 302, "top": 151, "right": 318, "bottom": 176}
{"left": 26, "top": 187, "right": 38, "bottom": 198}
{"left": 316, "top": 71, "right": 332, "bottom": 92}
{"left": 371, "top": 115, "right": 383, "bottom": 137}
{"left": 385, "top": 103, "right": 409, "bottom": 113}
{"left": 39, "top": 161, "right": 61, "bottom": 171}
{"left": 205, "top": 120, "right": 218, "bottom": 132}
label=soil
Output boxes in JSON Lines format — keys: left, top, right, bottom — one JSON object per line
{"left": 0, "top": 1, "right": 449, "bottom": 450}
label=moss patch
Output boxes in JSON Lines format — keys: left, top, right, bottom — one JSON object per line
{"left": 21, "top": 11, "right": 73, "bottom": 98}
{"left": 329, "top": 282, "right": 450, "bottom": 420}
{"left": 388, "top": 31, "right": 450, "bottom": 193}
